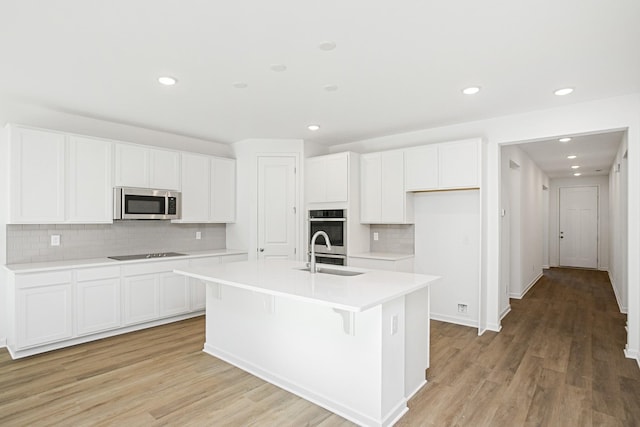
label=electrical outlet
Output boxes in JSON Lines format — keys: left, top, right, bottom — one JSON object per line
{"left": 50, "top": 235, "right": 61, "bottom": 246}
{"left": 391, "top": 315, "right": 398, "bottom": 335}
{"left": 457, "top": 303, "right": 468, "bottom": 314}
{"left": 196, "top": 231, "right": 202, "bottom": 240}
{"left": 373, "top": 232, "right": 379, "bottom": 241}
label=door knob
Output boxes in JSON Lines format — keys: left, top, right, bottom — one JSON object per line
{"left": 259, "top": 248, "right": 265, "bottom": 252}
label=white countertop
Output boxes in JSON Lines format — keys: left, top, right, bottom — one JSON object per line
{"left": 174, "top": 259, "right": 440, "bottom": 312}
{"left": 4, "top": 249, "right": 248, "bottom": 273}
{"left": 348, "top": 252, "right": 415, "bottom": 261}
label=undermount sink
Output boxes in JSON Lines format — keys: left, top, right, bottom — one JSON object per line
{"left": 297, "top": 266, "right": 364, "bottom": 277}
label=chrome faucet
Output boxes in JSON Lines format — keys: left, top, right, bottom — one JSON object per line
{"left": 310, "top": 231, "right": 332, "bottom": 273}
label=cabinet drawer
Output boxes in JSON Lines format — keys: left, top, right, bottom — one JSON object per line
{"left": 15, "top": 270, "right": 72, "bottom": 289}
{"left": 122, "top": 259, "right": 189, "bottom": 276}
{"left": 76, "top": 266, "right": 121, "bottom": 281}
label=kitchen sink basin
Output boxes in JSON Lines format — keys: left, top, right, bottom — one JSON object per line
{"left": 297, "top": 266, "right": 364, "bottom": 276}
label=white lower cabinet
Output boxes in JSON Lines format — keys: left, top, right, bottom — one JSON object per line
{"left": 15, "top": 271, "right": 73, "bottom": 349}
{"left": 6, "top": 252, "right": 247, "bottom": 359}
{"left": 76, "top": 266, "right": 121, "bottom": 336}
{"left": 159, "top": 272, "right": 190, "bottom": 317}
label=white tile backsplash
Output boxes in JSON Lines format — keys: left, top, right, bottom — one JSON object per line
{"left": 369, "top": 224, "right": 414, "bottom": 254}
{"left": 6, "top": 222, "right": 226, "bottom": 264}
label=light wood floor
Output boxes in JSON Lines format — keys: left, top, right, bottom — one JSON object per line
{"left": 1, "top": 268, "right": 639, "bottom": 426}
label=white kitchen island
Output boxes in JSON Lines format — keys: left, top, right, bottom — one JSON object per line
{"left": 174, "top": 260, "right": 440, "bottom": 427}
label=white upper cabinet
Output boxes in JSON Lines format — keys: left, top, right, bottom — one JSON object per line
{"left": 438, "top": 139, "right": 480, "bottom": 189}
{"left": 180, "top": 153, "right": 210, "bottom": 222}
{"left": 405, "top": 144, "right": 438, "bottom": 191}
{"left": 306, "top": 152, "right": 349, "bottom": 204}
{"left": 210, "top": 157, "right": 236, "bottom": 223}
{"left": 67, "top": 136, "right": 113, "bottom": 223}
{"left": 9, "top": 125, "right": 66, "bottom": 223}
{"left": 114, "top": 143, "right": 180, "bottom": 190}
{"left": 360, "top": 150, "right": 413, "bottom": 224}
{"left": 179, "top": 153, "right": 236, "bottom": 223}
{"left": 404, "top": 139, "right": 480, "bottom": 192}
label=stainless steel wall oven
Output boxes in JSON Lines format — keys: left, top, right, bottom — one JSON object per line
{"left": 308, "top": 209, "right": 347, "bottom": 265}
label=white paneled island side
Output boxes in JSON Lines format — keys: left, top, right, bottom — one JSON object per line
{"left": 174, "top": 260, "right": 440, "bottom": 427}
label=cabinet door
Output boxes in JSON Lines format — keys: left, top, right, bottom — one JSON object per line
{"left": 360, "top": 153, "right": 381, "bottom": 223}
{"left": 123, "top": 274, "right": 158, "bottom": 325}
{"left": 180, "top": 153, "right": 210, "bottom": 222}
{"left": 150, "top": 149, "right": 181, "bottom": 190}
{"left": 404, "top": 145, "right": 438, "bottom": 191}
{"left": 114, "top": 144, "right": 149, "bottom": 188}
{"left": 381, "top": 151, "right": 405, "bottom": 223}
{"left": 305, "top": 157, "right": 326, "bottom": 203}
{"left": 438, "top": 140, "right": 480, "bottom": 189}
{"left": 210, "top": 157, "right": 236, "bottom": 222}
{"left": 17, "top": 284, "right": 73, "bottom": 348}
{"left": 159, "top": 273, "right": 190, "bottom": 317}
{"left": 76, "top": 278, "right": 121, "bottom": 335}
{"left": 67, "top": 136, "right": 113, "bottom": 223}
{"left": 9, "top": 126, "right": 66, "bottom": 223}
{"left": 325, "top": 154, "right": 348, "bottom": 202}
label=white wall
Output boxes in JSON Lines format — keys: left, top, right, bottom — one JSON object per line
{"left": 609, "top": 133, "right": 629, "bottom": 312}
{"left": 414, "top": 190, "right": 480, "bottom": 328}
{"left": 329, "top": 93, "right": 640, "bottom": 355}
{"left": 548, "top": 175, "right": 610, "bottom": 271}
{"left": 501, "top": 145, "right": 549, "bottom": 300}
{"left": 0, "top": 100, "right": 233, "bottom": 157}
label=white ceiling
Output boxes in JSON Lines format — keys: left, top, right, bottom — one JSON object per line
{"left": 0, "top": 1, "right": 639, "bottom": 147}
{"left": 516, "top": 131, "right": 624, "bottom": 179}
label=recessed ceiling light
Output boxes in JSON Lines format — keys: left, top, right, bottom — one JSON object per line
{"left": 567, "top": 155, "right": 577, "bottom": 159}
{"left": 571, "top": 165, "right": 580, "bottom": 169}
{"left": 232, "top": 82, "right": 248, "bottom": 89}
{"left": 158, "top": 76, "right": 177, "bottom": 86}
{"left": 462, "top": 86, "right": 481, "bottom": 95}
{"left": 318, "top": 41, "right": 337, "bottom": 51}
{"left": 573, "top": 172, "right": 582, "bottom": 176}
{"left": 270, "top": 64, "right": 287, "bottom": 72}
{"left": 554, "top": 87, "right": 574, "bottom": 96}
{"left": 324, "top": 84, "right": 339, "bottom": 92}
{"left": 559, "top": 137, "right": 572, "bottom": 143}
{"left": 307, "top": 124, "right": 320, "bottom": 131}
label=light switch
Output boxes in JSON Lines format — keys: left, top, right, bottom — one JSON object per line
{"left": 196, "top": 231, "right": 202, "bottom": 240}
{"left": 373, "top": 232, "right": 379, "bottom": 241}
{"left": 50, "top": 235, "right": 61, "bottom": 246}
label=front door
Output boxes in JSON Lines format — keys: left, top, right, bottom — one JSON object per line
{"left": 257, "top": 156, "right": 297, "bottom": 260}
{"left": 559, "top": 186, "right": 598, "bottom": 268}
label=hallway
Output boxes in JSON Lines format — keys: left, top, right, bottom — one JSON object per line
{"left": 400, "top": 267, "right": 640, "bottom": 426}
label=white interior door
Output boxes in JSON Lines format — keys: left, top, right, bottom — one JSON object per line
{"left": 559, "top": 186, "right": 598, "bottom": 268}
{"left": 258, "top": 156, "right": 297, "bottom": 260}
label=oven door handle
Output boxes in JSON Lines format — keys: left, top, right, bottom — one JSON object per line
{"left": 309, "top": 218, "right": 346, "bottom": 222}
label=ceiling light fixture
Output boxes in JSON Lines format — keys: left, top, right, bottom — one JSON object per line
{"left": 324, "top": 84, "right": 339, "bottom": 92}
{"left": 567, "top": 155, "right": 577, "bottom": 159}
{"left": 573, "top": 172, "right": 582, "bottom": 176}
{"left": 270, "top": 64, "right": 287, "bottom": 72}
{"left": 232, "top": 82, "right": 248, "bottom": 89}
{"left": 462, "top": 86, "right": 481, "bottom": 95}
{"left": 571, "top": 165, "right": 580, "bottom": 169}
{"left": 559, "top": 137, "right": 572, "bottom": 143}
{"left": 158, "top": 76, "right": 177, "bottom": 86}
{"left": 307, "top": 124, "right": 320, "bottom": 131}
{"left": 318, "top": 41, "right": 337, "bottom": 51}
{"left": 554, "top": 87, "right": 574, "bottom": 96}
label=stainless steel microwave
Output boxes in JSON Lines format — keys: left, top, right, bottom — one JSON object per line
{"left": 113, "top": 187, "right": 182, "bottom": 220}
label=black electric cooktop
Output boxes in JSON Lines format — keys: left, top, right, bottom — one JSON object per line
{"left": 108, "top": 252, "right": 186, "bottom": 261}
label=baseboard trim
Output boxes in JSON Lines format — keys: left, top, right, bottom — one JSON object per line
{"left": 430, "top": 312, "right": 479, "bottom": 328}
{"left": 608, "top": 271, "right": 628, "bottom": 314}
{"left": 500, "top": 305, "right": 511, "bottom": 320}
{"left": 624, "top": 348, "right": 640, "bottom": 370}
{"left": 509, "top": 272, "right": 543, "bottom": 300}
